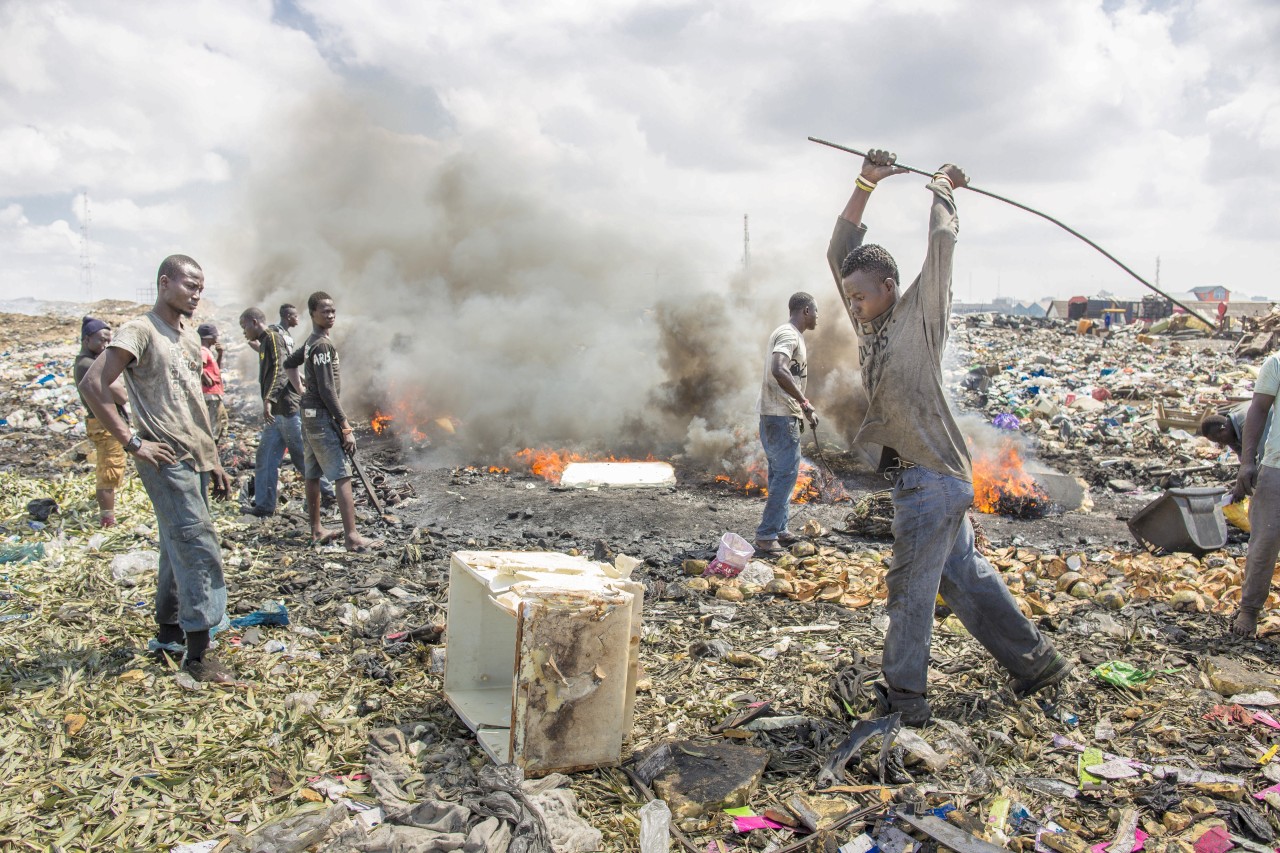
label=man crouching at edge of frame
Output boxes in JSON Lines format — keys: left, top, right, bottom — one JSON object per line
{"left": 826, "top": 148, "right": 1072, "bottom": 725}
{"left": 80, "top": 254, "right": 238, "bottom": 684}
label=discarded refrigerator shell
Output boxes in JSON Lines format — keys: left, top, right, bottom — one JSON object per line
{"left": 444, "top": 550, "right": 644, "bottom": 776}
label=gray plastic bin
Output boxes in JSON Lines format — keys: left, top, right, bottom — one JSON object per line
{"left": 1127, "top": 487, "right": 1228, "bottom": 554}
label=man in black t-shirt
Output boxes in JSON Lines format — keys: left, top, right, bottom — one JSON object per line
{"left": 285, "top": 292, "right": 380, "bottom": 551}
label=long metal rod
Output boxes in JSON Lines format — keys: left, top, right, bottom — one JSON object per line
{"left": 808, "top": 136, "right": 1213, "bottom": 325}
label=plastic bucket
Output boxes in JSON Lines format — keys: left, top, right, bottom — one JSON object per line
{"left": 1127, "top": 487, "right": 1227, "bottom": 554}
{"left": 715, "top": 532, "right": 754, "bottom": 569}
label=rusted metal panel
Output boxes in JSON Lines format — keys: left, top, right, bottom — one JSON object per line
{"left": 513, "top": 588, "right": 635, "bottom": 774}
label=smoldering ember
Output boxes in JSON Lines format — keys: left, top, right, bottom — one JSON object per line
{"left": 3, "top": 297, "right": 1280, "bottom": 853}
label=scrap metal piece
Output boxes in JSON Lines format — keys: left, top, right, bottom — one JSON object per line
{"left": 895, "top": 809, "right": 1010, "bottom": 853}
{"left": 816, "top": 713, "right": 901, "bottom": 789}
{"left": 348, "top": 451, "right": 386, "bottom": 516}
{"left": 710, "top": 701, "right": 773, "bottom": 734}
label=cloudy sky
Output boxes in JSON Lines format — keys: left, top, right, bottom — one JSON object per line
{"left": 1, "top": 0, "right": 1277, "bottom": 307}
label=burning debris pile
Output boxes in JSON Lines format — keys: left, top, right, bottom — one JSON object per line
{"left": 972, "top": 441, "right": 1056, "bottom": 519}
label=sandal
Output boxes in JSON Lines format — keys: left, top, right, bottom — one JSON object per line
{"left": 777, "top": 530, "right": 801, "bottom": 546}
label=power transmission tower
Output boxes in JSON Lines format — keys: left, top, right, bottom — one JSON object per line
{"left": 79, "top": 191, "right": 94, "bottom": 302}
{"left": 742, "top": 214, "right": 750, "bottom": 270}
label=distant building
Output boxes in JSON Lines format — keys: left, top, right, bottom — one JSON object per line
{"left": 1044, "top": 296, "right": 1144, "bottom": 323}
{"left": 1191, "top": 285, "right": 1230, "bottom": 302}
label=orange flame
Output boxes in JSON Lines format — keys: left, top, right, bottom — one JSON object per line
{"left": 972, "top": 441, "right": 1051, "bottom": 515}
{"left": 717, "top": 462, "right": 818, "bottom": 502}
{"left": 369, "top": 397, "right": 448, "bottom": 444}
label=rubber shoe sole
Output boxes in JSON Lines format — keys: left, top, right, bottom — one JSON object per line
{"left": 183, "top": 656, "right": 238, "bottom": 684}
{"left": 1013, "top": 654, "right": 1074, "bottom": 698}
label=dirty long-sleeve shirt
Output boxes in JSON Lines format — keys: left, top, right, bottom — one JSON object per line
{"left": 826, "top": 177, "right": 971, "bottom": 481}
{"left": 258, "top": 328, "right": 299, "bottom": 416}
{"left": 286, "top": 331, "right": 347, "bottom": 425}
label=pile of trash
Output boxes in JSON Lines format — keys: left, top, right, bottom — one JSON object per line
{"left": 951, "top": 319, "right": 1255, "bottom": 496}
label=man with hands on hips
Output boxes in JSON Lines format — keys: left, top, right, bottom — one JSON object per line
{"left": 81, "top": 254, "right": 237, "bottom": 684}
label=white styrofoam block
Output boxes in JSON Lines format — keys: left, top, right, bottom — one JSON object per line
{"left": 559, "top": 461, "right": 676, "bottom": 488}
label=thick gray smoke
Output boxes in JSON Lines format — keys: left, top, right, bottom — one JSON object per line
{"left": 227, "top": 94, "right": 862, "bottom": 471}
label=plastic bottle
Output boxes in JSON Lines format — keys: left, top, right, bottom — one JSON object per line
{"left": 638, "top": 799, "right": 671, "bottom": 853}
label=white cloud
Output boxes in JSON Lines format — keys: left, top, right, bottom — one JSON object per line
{"left": 0, "top": 0, "right": 1277, "bottom": 304}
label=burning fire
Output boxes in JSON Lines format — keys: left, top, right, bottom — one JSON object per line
{"left": 716, "top": 462, "right": 825, "bottom": 503}
{"left": 515, "top": 448, "right": 657, "bottom": 483}
{"left": 972, "top": 441, "right": 1053, "bottom": 518}
{"left": 370, "top": 396, "right": 457, "bottom": 444}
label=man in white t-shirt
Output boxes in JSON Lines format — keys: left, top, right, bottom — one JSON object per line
{"left": 754, "top": 292, "right": 819, "bottom": 555}
{"left": 1231, "top": 352, "right": 1280, "bottom": 637}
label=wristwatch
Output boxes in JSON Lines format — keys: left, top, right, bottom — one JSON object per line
{"left": 124, "top": 434, "right": 143, "bottom": 454}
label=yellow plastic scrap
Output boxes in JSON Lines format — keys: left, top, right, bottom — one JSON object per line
{"left": 1223, "top": 499, "right": 1251, "bottom": 533}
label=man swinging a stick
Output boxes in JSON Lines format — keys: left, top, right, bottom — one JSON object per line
{"left": 827, "top": 149, "right": 1071, "bottom": 725}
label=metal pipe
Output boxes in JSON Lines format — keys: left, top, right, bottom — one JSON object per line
{"left": 808, "top": 136, "right": 1213, "bottom": 325}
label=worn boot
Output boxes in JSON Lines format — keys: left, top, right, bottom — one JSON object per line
{"left": 872, "top": 681, "right": 932, "bottom": 727}
{"left": 182, "top": 629, "right": 237, "bottom": 684}
{"left": 1012, "top": 651, "right": 1074, "bottom": 698}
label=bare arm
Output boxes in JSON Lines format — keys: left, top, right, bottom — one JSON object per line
{"left": 283, "top": 347, "right": 305, "bottom": 394}
{"left": 108, "top": 374, "right": 128, "bottom": 408}
{"left": 770, "top": 352, "right": 818, "bottom": 427}
{"left": 1235, "top": 392, "right": 1275, "bottom": 499}
{"left": 82, "top": 348, "right": 177, "bottom": 467}
{"left": 838, "top": 148, "right": 909, "bottom": 228}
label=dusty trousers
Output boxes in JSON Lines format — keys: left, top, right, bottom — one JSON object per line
{"left": 756, "top": 415, "right": 801, "bottom": 540}
{"left": 135, "top": 460, "right": 227, "bottom": 632}
{"left": 1241, "top": 463, "right": 1280, "bottom": 615}
{"left": 882, "top": 465, "right": 1057, "bottom": 701}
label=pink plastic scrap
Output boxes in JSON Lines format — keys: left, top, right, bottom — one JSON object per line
{"left": 1253, "top": 783, "right": 1280, "bottom": 801}
{"left": 1253, "top": 711, "right": 1280, "bottom": 730}
{"left": 1090, "top": 828, "right": 1148, "bottom": 853}
{"left": 1192, "top": 826, "right": 1233, "bottom": 853}
{"left": 733, "top": 816, "right": 788, "bottom": 832}
{"left": 1203, "top": 705, "right": 1255, "bottom": 726}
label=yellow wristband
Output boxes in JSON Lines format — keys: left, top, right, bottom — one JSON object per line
{"left": 855, "top": 176, "right": 877, "bottom": 193}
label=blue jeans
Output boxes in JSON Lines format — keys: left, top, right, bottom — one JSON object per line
{"left": 757, "top": 415, "right": 801, "bottom": 540}
{"left": 134, "top": 460, "right": 227, "bottom": 632}
{"left": 254, "top": 412, "right": 304, "bottom": 512}
{"left": 882, "top": 466, "right": 1057, "bottom": 703}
